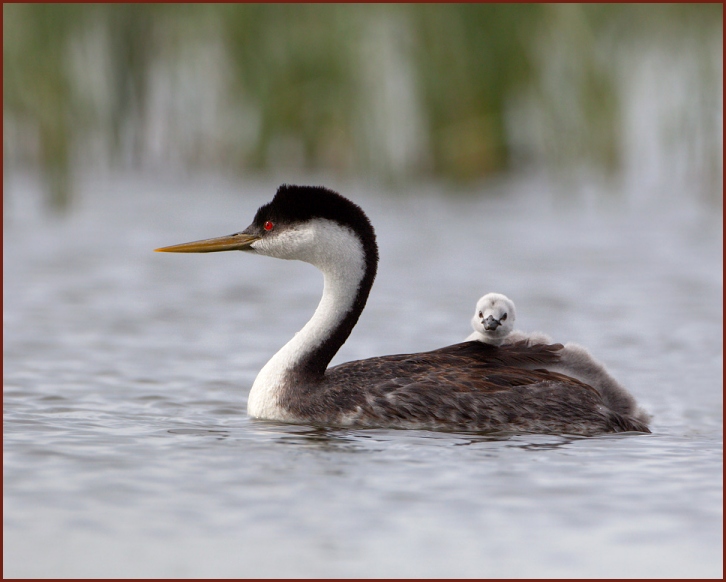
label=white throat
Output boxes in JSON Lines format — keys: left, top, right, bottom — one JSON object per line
{"left": 246, "top": 219, "right": 366, "bottom": 419}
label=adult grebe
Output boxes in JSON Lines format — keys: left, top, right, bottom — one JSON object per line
{"left": 156, "top": 185, "right": 650, "bottom": 435}
{"left": 466, "top": 293, "right": 650, "bottom": 425}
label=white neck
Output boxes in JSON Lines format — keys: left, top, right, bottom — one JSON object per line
{"left": 246, "top": 219, "right": 366, "bottom": 420}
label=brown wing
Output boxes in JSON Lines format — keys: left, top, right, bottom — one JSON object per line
{"left": 327, "top": 340, "right": 595, "bottom": 395}
{"left": 280, "top": 341, "right": 648, "bottom": 435}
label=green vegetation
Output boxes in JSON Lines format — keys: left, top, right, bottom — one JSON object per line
{"left": 3, "top": 3, "right": 722, "bottom": 209}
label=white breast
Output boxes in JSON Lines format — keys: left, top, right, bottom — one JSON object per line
{"left": 246, "top": 219, "right": 366, "bottom": 420}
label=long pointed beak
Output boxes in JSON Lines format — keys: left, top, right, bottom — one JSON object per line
{"left": 155, "top": 233, "right": 260, "bottom": 253}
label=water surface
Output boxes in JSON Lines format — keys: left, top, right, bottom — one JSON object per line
{"left": 4, "top": 171, "right": 722, "bottom": 577}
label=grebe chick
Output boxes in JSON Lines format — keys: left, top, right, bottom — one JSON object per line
{"left": 466, "top": 293, "right": 649, "bottom": 423}
{"left": 465, "top": 293, "right": 516, "bottom": 346}
{"left": 156, "top": 185, "right": 650, "bottom": 436}
{"left": 466, "top": 293, "right": 553, "bottom": 346}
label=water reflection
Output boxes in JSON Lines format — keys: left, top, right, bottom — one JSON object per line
{"left": 256, "top": 422, "right": 595, "bottom": 453}
{"left": 272, "top": 427, "right": 367, "bottom": 451}
{"left": 167, "top": 428, "right": 231, "bottom": 439}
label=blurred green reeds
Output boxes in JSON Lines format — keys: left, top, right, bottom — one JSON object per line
{"left": 3, "top": 3, "right": 722, "bottom": 210}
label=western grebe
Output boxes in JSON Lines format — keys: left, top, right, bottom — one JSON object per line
{"left": 466, "top": 293, "right": 552, "bottom": 346}
{"left": 467, "top": 293, "right": 650, "bottom": 424}
{"left": 156, "top": 185, "right": 650, "bottom": 435}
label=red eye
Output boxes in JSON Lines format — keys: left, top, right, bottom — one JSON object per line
{"left": 264, "top": 221, "right": 274, "bottom": 231}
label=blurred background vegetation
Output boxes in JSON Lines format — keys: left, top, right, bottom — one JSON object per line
{"left": 3, "top": 3, "right": 722, "bottom": 211}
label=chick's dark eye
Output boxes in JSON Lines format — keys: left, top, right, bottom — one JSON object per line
{"left": 501, "top": 313, "right": 507, "bottom": 321}
{"left": 478, "top": 311, "right": 483, "bottom": 318}
{"left": 264, "top": 221, "right": 274, "bottom": 231}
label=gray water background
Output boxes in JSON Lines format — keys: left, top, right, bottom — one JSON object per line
{"left": 3, "top": 171, "right": 722, "bottom": 577}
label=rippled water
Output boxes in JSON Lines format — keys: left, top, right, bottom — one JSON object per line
{"left": 4, "top": 171, "right": 722, "bottom": 577}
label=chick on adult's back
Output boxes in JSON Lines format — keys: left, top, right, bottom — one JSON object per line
{"left": 156, "top": 185, "right": 650, "bottom": 436}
